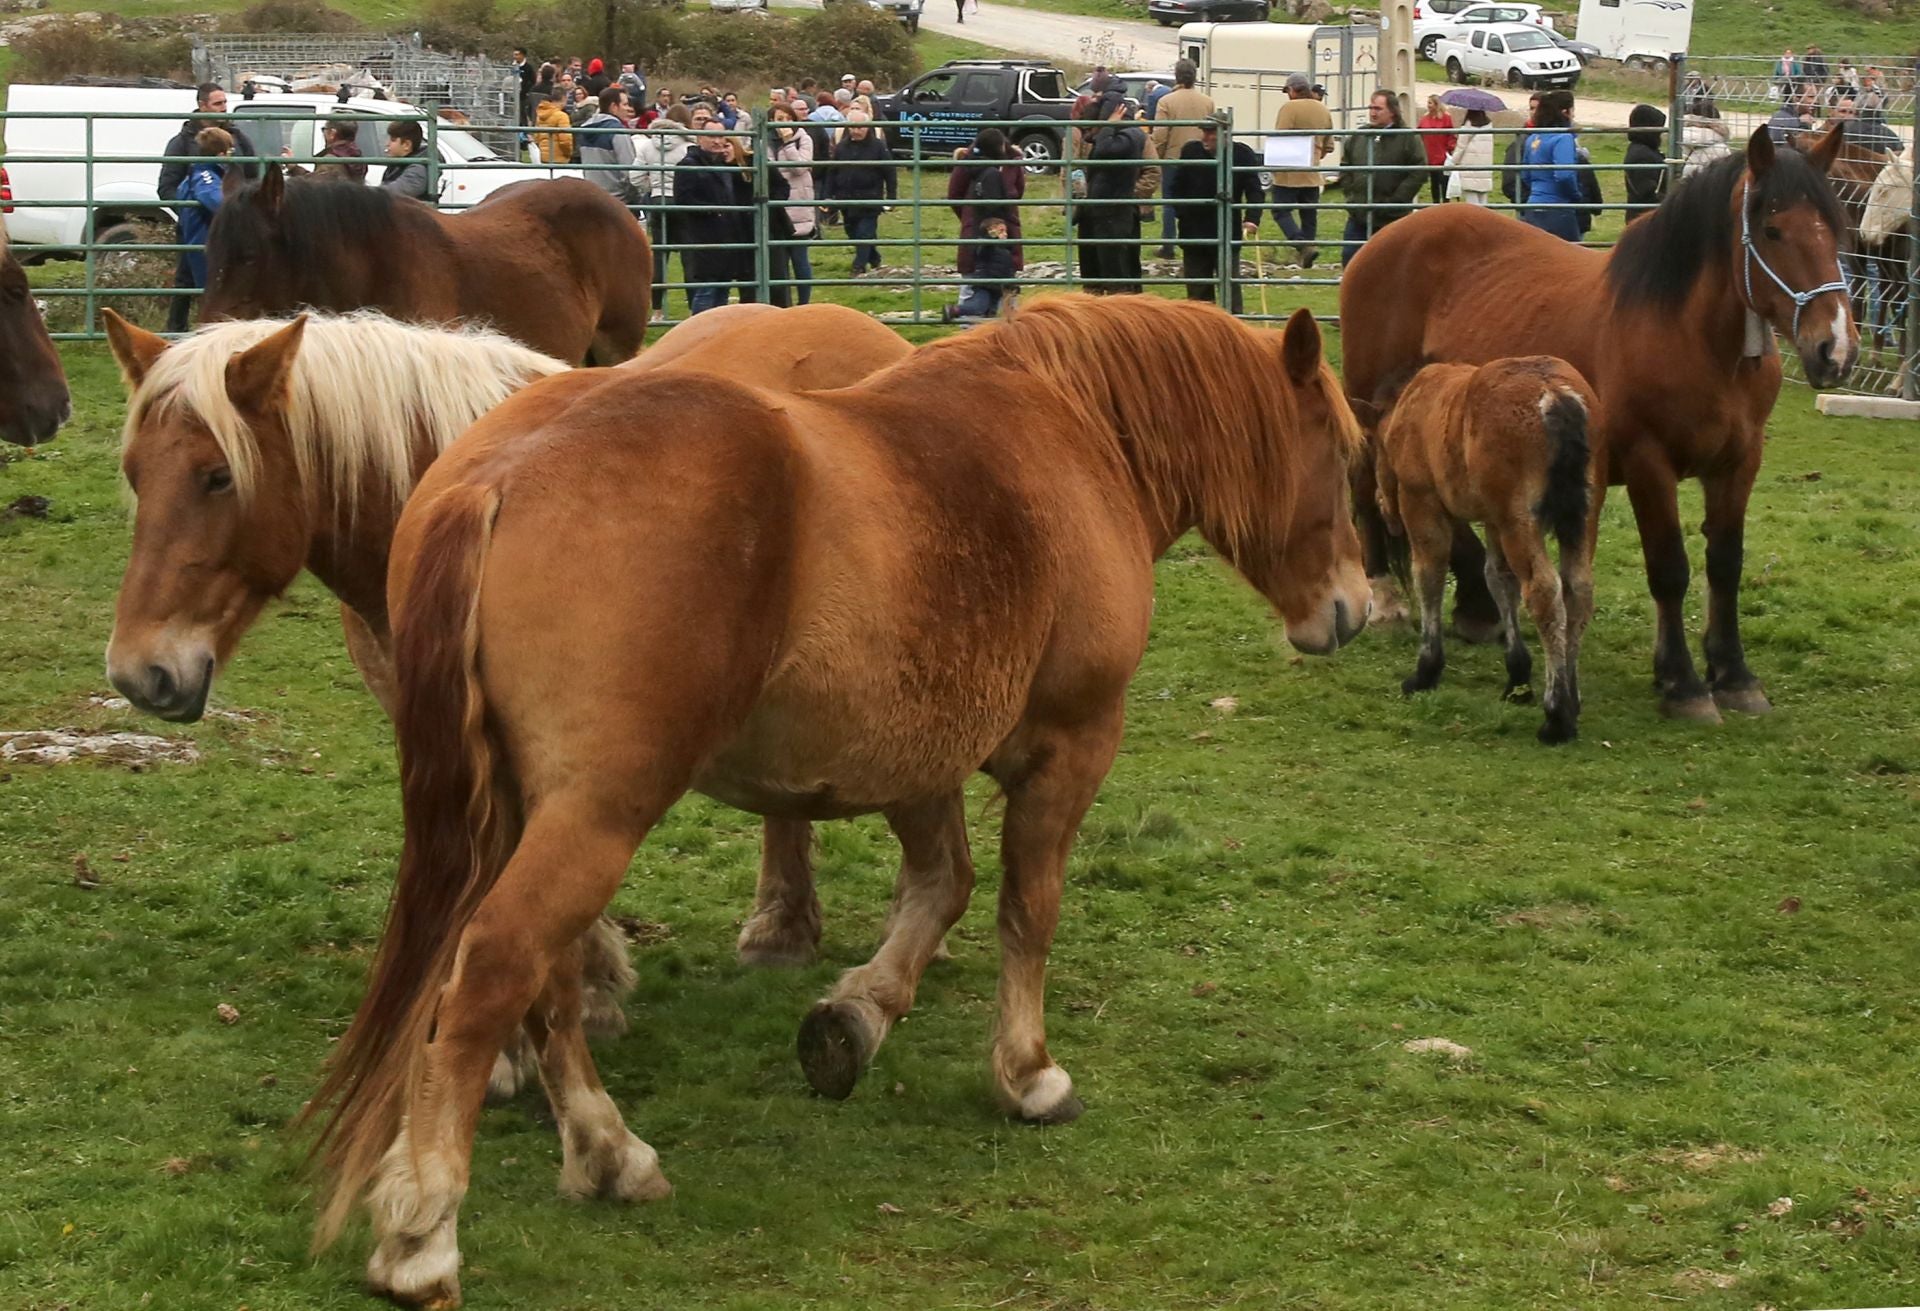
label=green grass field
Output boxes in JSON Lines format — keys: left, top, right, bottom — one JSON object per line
{"left": 3, "top": 262, "right": 1920, "bottom": 1311}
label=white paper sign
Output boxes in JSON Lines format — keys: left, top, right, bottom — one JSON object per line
{"left": 1263, "top": 134, "right": 1316, "bottom": 169}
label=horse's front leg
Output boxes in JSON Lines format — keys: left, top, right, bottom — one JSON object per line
{"left": 1701, "top": 453, "right": 1771, "bottom": 714}
{"left": 1620, "top": 445, "right": 1720, "bottom": 723}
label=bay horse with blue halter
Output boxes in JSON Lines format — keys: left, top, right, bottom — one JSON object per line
{"left": 1342, "top": 124, "right": 1855, "bottom": 723}
{"left": 200, "top": 166, "right": 652, "bottom": 365}
{"left": 0, "top": 228, "right": 71, "bottom": 446}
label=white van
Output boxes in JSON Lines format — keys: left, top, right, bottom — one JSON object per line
{"left": 3, "top": 83, "right": 571, "bottom": 252}
{"left": 1177, "top": 22, "right": 1381, "bottom": 138}
{"left": 1573, "top": 0, "right": 1692, "bottom": 69}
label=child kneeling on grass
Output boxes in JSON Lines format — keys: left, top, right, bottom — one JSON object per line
{"left": 943, "top": 216, "right": 1017, "bottom": 323}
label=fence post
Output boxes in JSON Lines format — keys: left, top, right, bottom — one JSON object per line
{"left": 1217, "top": 114, "right": 1233, "bottom": 310}
{"left": 426, "top": 114, "right": 440, "bottom": 203}
{"left": 910, "top": 123, "right": 924, "bottom": 322}
{"left": 753, "top": 122, "right": 771, "bottom": 307}
{"left": 83, "top": 114, "right": 97, "bottom": 339}
{"left": 1666, "top": 53, "right": 1686, "bottom": 192}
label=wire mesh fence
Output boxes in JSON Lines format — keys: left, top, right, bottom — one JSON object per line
{"left": 5, "top": 97, "right": 1914, "bottom": 398}
{"left": 191, "top": 35, "right": 523, "bottom": 128}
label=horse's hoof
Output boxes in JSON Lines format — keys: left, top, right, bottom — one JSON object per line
{"left": 738, "top": 909, "right": 821, "bottom": 969}
{"left": 798, "top": 1001, "right": 873, "bottom": 1100}
{"left": 1714, "top": 685, "right": 1773, "bottom": 715}
{"left": 1451, "top": 613, "right": 1503, "bottom": 645}
{"left": 1004, "top": 1064, "right": 1083, "bottom": 1125}
{"left": 1503, "top": 683, "right": 1535, "bottom": 705}
{"left": 1537, "top": 718, "right": 1578, "bottom": 746}
{"left": 1367, "top": 575, "right": 1409, "bottom": 626}
{"left": 738, "top": 937, "right": 818, "bottom": 969}
{"left": 1660, "top": 695, "right": 1723, "bottom": 725}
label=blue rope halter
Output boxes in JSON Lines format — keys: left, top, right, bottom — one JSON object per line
{"left": 1740, "top": 176, "right": 1850, "bottom": 340}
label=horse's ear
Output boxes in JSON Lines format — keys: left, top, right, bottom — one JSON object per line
{"left": 1804, "top": 120, "right": 1845, "bottom": 175}
{"left": 251, "top": 161, "right": 286, "bottom": 214}
{"left": 225, "top": 315, "right": 308, "bottom": 417}
{"left": 1348, "top": 396, "right": 1382, "bottom": 430}
{"left": 102, "top": 308, "right": 169, "bottom": 392}
{"left": 1280, "top": 306, "right": 1323, "bottom": 386}
{"left": 1744, "top": 125, "right": 1776, "bottom": 177}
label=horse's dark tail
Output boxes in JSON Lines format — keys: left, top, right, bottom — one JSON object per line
{"left": 1534, "top": 389, "right": 1592, "bottom": 559}
{"left": 303, "top": 481, "right": 509, "bottom": 1251}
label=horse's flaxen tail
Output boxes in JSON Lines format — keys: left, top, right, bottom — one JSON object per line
{"left": 1535, "top": 388, "right": 1592, "bottom": 560}
{"left": 303, "top": 481, "right": 509, "bottom": 1251}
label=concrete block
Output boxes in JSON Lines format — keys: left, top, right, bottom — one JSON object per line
{"left": 1813, "top": 394, "right": 1920, "bottom": 420}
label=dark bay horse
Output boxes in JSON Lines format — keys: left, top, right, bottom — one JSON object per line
{"left": 200, "top": 165, "right": 652, "bottom": 365}
{"left": 1342, "top": 125, "right": 1854, "bottom": 723}
{"left": 0, "top": 229, "right": 71, "bottom": 445}
{"left": 307, "top": 297, "right": 1368, "bottom": 1307}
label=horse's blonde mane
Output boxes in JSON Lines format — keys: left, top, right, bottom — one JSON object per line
{"left": 124, "top": 312, "right": 568, "bottom": 517}
{"left": 916, "top": 294, "right": 1346, "bottom": 557}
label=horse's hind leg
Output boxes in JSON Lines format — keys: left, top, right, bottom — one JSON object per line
{"left": 738, "top": 818, "right": 824, "bottom": 967}
{"left": 1481, "top": 533, "right": 1533, "bottom": 702}
{"left": 798, "top": 792, "right": 973, "bottom": 1101}
{"left": 1498, "top": 525, "right": 1575, "bottom": 744}
{"left": 365, "top": 796, "right": 664, "bottom": 1309}
{"left": 1701, "top": 454, "right": 1771, "bottom": 715}
{"left": 1400, "top": 499, "right": 1452, "bottom": 695}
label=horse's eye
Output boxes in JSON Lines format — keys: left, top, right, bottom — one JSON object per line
{"left": 203, "top": 467, "right": 234, "bottom": 495}
{"left": 1763, "top": 225, "right": 1784, "bottom": 241}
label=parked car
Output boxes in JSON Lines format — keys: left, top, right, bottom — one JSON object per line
{"left": 823, "top": 0, "right": 925, "bottom": 32}
{"left": 1416, "top": 1, "right": 1552, "bottom": 60}
{"left": 1148, "top": 0, "right": 1271, "bottom": 28}
{"left": 708, "top": 0, "right": 769, "bottom": 13}
{"left": 2, "top": 83, "right": 571, "bottom": 253}
{"left": 1547, "top": 30, "right": 1602, "bottom": 65}
{"left": 1435, "top": 22, "right": 1582, "bottom": 89}
{"left": 872, "top": 60, "right": 1075, "bottom": 168}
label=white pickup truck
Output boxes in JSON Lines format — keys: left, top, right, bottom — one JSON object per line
{"left": 1435, "top": 22, "right": 1583, "bottom": 91}
{"left": 3, "top": 83, "right": 573, "bottom": 253}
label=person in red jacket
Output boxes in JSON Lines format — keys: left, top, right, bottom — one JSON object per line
{"left": 1417, "top": 95, "right": 1457, "bottom": 204}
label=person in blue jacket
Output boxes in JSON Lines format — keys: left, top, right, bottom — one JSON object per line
{"left": 1520, "top": 90, "right": 1582, "bottom": 242}
{"left": 175, "top": 126, "right": 233, "bottom": 294}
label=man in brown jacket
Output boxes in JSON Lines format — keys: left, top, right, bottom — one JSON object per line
{"left": 1150, "top": 59, "right": 1213, "bottom": 257}
{"left": 1269, "top": 72, "right": 1334, "bottom": 267}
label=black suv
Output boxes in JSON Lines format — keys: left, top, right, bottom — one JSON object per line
{"left": 872, "top": 60, "right": 1076, "bottom": 168}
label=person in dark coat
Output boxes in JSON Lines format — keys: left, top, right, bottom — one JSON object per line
{"left": 673, "top": 113, "right": 756, "bottom": 314}
{"left": 1336, "top": 90, "right": 1426, "bottom": 264}
{"left": 947, "top": 127, "right": 1025, "bottom": 280}
{"left": 1075, "top": 89, "right": 1146, "bottom": 295}
{"left": 1167, "top": 111, "right": 1261, "bottom": 314}
{"left": 825, "top": 112, "right": 896, "bottom": 276}
{"left": 583, "top": 57, "right": 611, "bottom": 101}
{"left": 160, "top": 83, "right": 259, "bottom": 332}
{"left": 379, "top": 120, "right": 435, "bottom": 203}
{"left": 510, "top": 48, "right": 535, "bottom": 127}
{"left": 1623, "top": 103, "right": 1668, "bottom": 222}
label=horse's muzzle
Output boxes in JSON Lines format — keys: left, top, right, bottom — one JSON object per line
{"left": 1285, "top": 595, "right": 1371, "bottom": 656}
{"left": 108, "top": 652, "right": 214, "bottom": 723}
{"left": 2, "top": 393, "right": 72, "bottom": 447}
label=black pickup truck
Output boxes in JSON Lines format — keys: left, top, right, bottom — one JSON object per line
{"left": 872, "top": 60, "right": 1076, "bottom": 167}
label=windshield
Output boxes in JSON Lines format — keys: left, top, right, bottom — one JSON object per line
{"left": 437, "top": 126, "right": 498, "bottom": 161}
{"left": 1506, "top": 30, "right": 1552, "bottom": 51}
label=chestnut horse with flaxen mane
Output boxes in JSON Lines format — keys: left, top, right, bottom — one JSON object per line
{"left": 305, "top": 296, "right": 1369, "bottom": 1307}
{"left": 1343, "top": 125, "right": 1855, "bottom": 723}
{"left": 0, "top": 227, "right": 71, "bottom": 446}
{"left": 201, "top": 166, "right": 651, "bottom": 365}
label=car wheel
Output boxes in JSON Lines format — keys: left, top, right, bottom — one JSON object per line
{"left": 1017, "top": 133, "right": 1059, "bottom": 174}
{"left": 906, "top": 13, "right": 918, "bottom": 29}
{"left": 1446, "top": 58, "right": 1465, "bottom": 84}
{"left": 1419, "top": 35, "right": 1438, "bottom": 60}
{"left": 1507, "top": 66, "right": 1524, "bottom": 87}
{"left": 92, "top": 221, "right": 147, "bottom": 247}
{"left": 1157, "top": 14, "right": 1173, "bottom": 23}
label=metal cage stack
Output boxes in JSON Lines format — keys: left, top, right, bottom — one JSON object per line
{"left": 190, "top": 34, "right": 521, "bottom": 129}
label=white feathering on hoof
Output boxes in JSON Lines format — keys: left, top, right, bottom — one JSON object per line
{"left": 1018, "top": 1065, "right": 1076, "bottom": 1121}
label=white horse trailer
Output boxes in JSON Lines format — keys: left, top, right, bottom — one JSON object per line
{"left": 1574, "top": 0, "right": 1694, "bottom": 69}
{"left": 1177, "top": 22, "right": 1381, "bottom": 137}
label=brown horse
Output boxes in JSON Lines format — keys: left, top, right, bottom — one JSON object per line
{"left": 0, "top": 228, "right": 71, "bottom": 446}
{"left": 1361, "top": 357, "right": 1600, "bottom": 743}
{"left": 304, "top": 296, "right": 1368, "bottom": 1306}
{"left": 1342, "top": 124, "right": 1854, "bottom": 723}
{"left": 200, "top": 165, "right": 652, "bottom": 365}
{"left": 101, "top": 302, "right": 915, "bottom": 1089}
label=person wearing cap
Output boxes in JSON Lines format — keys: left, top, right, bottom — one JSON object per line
{"left": 1167, "top": 111, "right": 1261, "bottom": 313}
{"left": 1150, "top": 59, "right": 1213, "bottom": 259}
{"left": 1074, "top": 90, "right": 1147, "bottom": 295}
{"left": 584, "top": 58, "right": 610, "bottom": 100}
{"left": 1270, "top": 71, "right": 1333, "bottom": 269}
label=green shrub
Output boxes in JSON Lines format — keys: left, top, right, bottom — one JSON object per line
{"left": 9, "top": 18, "right": 192, "bottom": 85}
{"left": 221, "top": 0, "right": 365, "bottom": 33}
